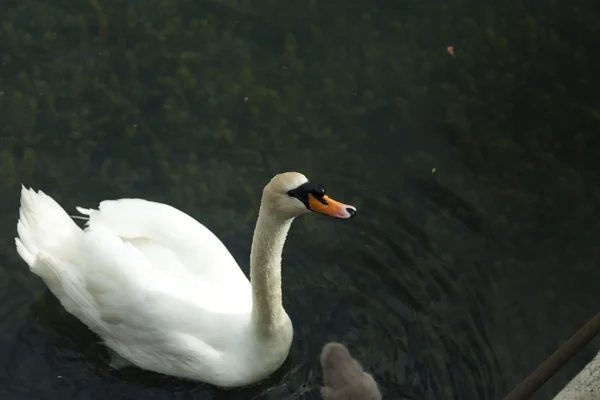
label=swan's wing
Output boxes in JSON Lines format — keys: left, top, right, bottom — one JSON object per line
{"left": 28, "top": 252, "right": 110, "bottom": 336}
{"left": 78, "top": 198, "right": 249, "bottom": 290}
{"left": 81, "top": 227, "right": 251, "bottom": 355}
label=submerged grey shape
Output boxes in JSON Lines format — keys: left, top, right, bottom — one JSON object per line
{"left": 320, "top": 342, "right": 382, "bottom": 400}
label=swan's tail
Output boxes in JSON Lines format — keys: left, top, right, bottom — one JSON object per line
{"left": 15, "top": 186, "right": 83, "bottom": 273}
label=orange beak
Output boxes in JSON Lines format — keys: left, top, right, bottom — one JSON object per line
{"left": 307, "top": 193, "right": 357, "bottom": 219}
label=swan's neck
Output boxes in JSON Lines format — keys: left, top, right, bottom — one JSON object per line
{"left": 250, "top": 206, "right": 292, "bottom": 335}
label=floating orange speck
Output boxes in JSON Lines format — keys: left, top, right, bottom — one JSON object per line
{"left": 447, "top": 46, "right": 455, "bottom": 56}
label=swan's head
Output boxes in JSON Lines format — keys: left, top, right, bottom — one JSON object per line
{"left": 263, "top": 172, "right": 357, "bottom": 220}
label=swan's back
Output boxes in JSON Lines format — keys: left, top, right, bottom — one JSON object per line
{"left": 79, "top": 198, "right": 249, "bottom": 289}
{"left": 16, "top": 187, "right": 253, "bottom": 319}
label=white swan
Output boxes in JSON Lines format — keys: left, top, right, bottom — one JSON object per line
{"left": 15, "top": 172, "right": 357, "bottom": 388}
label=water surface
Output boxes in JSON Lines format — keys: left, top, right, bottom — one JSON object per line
{"left": 0, "top": 0, "right": 599, "bottom": 399}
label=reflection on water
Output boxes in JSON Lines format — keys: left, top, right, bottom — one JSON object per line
{"left": 1, "top": 0, "right": 599, "bottom": 399}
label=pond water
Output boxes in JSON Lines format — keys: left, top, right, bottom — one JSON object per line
{"left": 0, "top": 0, "right": 599, "bottom": 399}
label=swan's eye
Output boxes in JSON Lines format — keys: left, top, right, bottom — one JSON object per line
{"left": 314, "top": 185, "right": 326, "bottom": 196}
{"left": 290, "top": 182, "right": 326, "bottom": 197}
{"left": 287, "top": 186, "right": 306, "bottom": 201}
{"left": 287, "top": 181, "right": 326, "bottom": 208}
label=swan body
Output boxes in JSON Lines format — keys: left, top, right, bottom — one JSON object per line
{"left": 15, "top": 172, "right": 356, "bottom": 387}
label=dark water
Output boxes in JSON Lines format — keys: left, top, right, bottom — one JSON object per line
{"left": 1, "top": 0, "right": 599, "bottom": 399}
